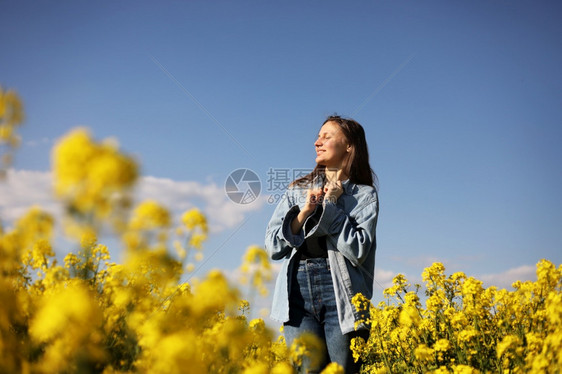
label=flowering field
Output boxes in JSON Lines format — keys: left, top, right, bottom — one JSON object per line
{"left": 351, "top": 260, "right": 562, "bottom": 373}
{"left": 1, "top": 88, "right": 561, "bottom": 373}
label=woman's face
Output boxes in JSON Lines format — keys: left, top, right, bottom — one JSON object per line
{"left": 315, "top": 121, "right": 350, "bottom": 169}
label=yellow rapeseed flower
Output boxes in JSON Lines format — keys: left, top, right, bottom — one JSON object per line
{"left": 130, "top": 200, "right": 171, "bottom": 230}
{"left": 414, "top": 343, "right": 434, "bottom": 362}
{"left": 546, "top": 292, "right": 562, "bottom": 325}
{"left": 291, "top": 332, "right": 326, "bottom": 371}
{"left": 15, "top": 206, "right": 54, "bottom": 242}
{"left": 52, "top": 128, "right": 138, "bottom": 223}
{"left": 29, "top": 282, "right": 101, "bottom": 342}
{"left": 321, "top": 362, "right": 345, "bottom": 374}
{"left": 431, "top": 367, "right": 451, "bottom": 374}
{"left": 458, "top": 328, "right": 478, "bottom": 343}
{"left": 0, "top": 124, "right": 13, "bottom": 140}
{"left": 399, "top": 304, "right": 421, "bottom": 328}
{"left": 271, "top": 362, "right": 294, "bottom": 374}
{"left": 434, "top": 338, "right": 450, "bottom": 352}
{"left": 0, "top": 87, "right": 24, "bottom": 176}
{"left": 25, "top": 238, "right": 54, "bottom": 270}
{"left": 189, "top": 233, "right": 207, "bottom": 250}
{"left": 0, "top": 88, "right": 24, "bottom": 125}
{"left": 462, "top": 277, "right": 483, "bottom": 298}
{"left": 191, "top": 270, "right": 240, "bottom": 317}
{"left": 80, "top": 229, "right": 97, "bottom": 249}
{"left": 452, "top": 365, "right": 481, "bottom": 374}
{"left": 240, "top": 245, "right": 272, "bottom": 296}
{"left": 423, "top": 262, "right": 446, "bottom": 287}
{"left": 537, "top": 258, "right": 560, "bottom": 289}
{"left": 243, "top": 363, "right": 269, "bottom": 374}
{"left": 181, "top": 208, "right": 208, "bottom": 233}
{"left": 426, "top": 289, "right": 446, "bottom": 312}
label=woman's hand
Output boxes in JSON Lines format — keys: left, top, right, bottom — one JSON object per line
{"left": 302, "top": 187, "right": 324, "bottom": 215}
{"left": 323, "top": 180, "right": 343, "bottom": 204}
{"left": 291, "top": 187, "right": 323, "bottom": 234}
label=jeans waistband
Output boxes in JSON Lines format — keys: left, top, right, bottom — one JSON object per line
{"left": 298, "top": 257, "right": 330, "bottom": 269}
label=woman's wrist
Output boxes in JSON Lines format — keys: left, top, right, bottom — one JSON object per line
{"left": 291, "top": 209, "right": 312, "bottom": 235}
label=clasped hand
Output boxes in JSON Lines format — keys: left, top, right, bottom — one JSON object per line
{"left": 302, "top": 180, "right": 343, "bottom": 216}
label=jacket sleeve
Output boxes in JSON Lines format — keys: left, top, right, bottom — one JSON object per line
{"left": 265, "top": 190, "right": 306, "bottom": 261}
{"left": 303, "top": 194, "right": 378, "bottom": 267}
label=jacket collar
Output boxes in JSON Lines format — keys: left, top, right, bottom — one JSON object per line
{"left": 341, "top": 179, "right": 355, "bottom": 195}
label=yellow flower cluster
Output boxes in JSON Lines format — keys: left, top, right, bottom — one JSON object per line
{"left": 1, "top": 210, "right": 296, "bottom": 373}
{"left": 181, "top": 208, "right": 208, "bottom": 249}
{"left": 1, "top": 110, "right": 304, "bottom": 372}
{"left": 52, "top": 128, "right": 138, "bottom": 236}
{"left": 129, "top": 199, "right": 171, "bottom": 230}
{"left": 124, "top": 200, "right": 172, "bottom": 253}
{"left": 5, "top": 88, "right": 560, "bottom": 373}
{"left": 0, "top": 86, "right": 24, "bottom": 178}
{"left": 171, "top": 208, "right": 209, "bottom": 273}
{"left": 351, "top": 260, "right": 562, "bottom": 373}
{"left": 290, "top": 332, "right": 328, "bottom": 372}
{"left": 240, "top": 245, "right": 273, "bottom": 297}
{"left": 1, "top": 189, "right": 293, "bottom": 373}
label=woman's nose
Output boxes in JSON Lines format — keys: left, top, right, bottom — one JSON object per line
{"left": 315, "top": 138, "right": 322, "bottom": 147}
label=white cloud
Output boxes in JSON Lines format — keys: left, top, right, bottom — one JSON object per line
{"left": 479, "top": 265, "right": 537, "bottom": 290}
{"left": 373, "top": 268, "right": 395, "bottom": 291}
{"left": 0, "top": 169, "right": 61, "bottom": 227}
{"left": 383, "top": 253, "right": 538, "bottom": 291}
{"left": 136, "top": 175, "right": 265, "bottom": 233}
{"left": 0, "top": 168, "right": 264, "bottom": 234}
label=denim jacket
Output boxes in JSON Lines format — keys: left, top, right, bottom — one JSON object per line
{"left": 265, "top": 179, "right": 379, "bottom": 334}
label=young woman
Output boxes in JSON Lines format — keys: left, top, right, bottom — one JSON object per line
{"left": 265, "top": 115, "right": 379, "bottom": 373}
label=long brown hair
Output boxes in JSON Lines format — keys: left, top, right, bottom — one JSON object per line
{"left": 291, "top": 115, "right": 378, "bottom": 189}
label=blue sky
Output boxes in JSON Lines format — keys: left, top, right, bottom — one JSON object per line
{"left": 2, "top": 0, "right": 562, "bottom": 307}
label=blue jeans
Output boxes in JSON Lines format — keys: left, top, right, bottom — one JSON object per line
{"left": 284, "top": 258, "right": 368, "bottom": 373}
